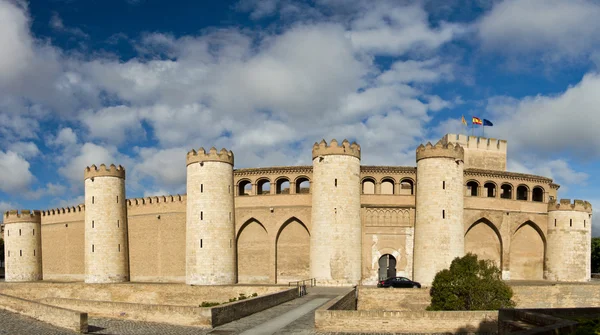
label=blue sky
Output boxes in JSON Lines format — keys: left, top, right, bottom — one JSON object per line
{"left": 0, "top": 0, "right": 598, "bottom": 235}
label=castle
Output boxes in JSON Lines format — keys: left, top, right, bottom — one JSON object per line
{"left": 2, "top": 134, "right": 593, "bottom": 286}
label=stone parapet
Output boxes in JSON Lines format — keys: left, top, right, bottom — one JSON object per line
{"left": 84, "top": 164, "right": 125, "bottom": 180}
{"left": 312, "top": 139, "right": 361, "bottom": 160}
{"left": 548, "top": 199, "right": 592, "bottom": 213}
{"left": 186, "top": 147, "right": 234, "bottom": 166}
{"left": 416, "top": 141, "right": 464, "bottom": 162}
{"left": 3, "top": 210, "right": 42, "bottom": 225}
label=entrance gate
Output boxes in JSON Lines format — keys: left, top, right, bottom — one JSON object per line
{"left": 378, "top": 254, "right": 396, "bottom": 280}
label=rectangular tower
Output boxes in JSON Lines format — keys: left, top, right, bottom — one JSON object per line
{"left": 442, "top": 134, "right": 507, "bottom": 171}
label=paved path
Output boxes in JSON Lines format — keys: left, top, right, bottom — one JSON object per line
{"left": 0, "top": 286, "right": 350, "bottom": 335}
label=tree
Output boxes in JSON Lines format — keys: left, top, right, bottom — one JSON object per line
{"left": 427, "top": 253, "right": 515, "bottom": 311}
{"left": 592, "top": 237, "right": 600, "bottom": 274}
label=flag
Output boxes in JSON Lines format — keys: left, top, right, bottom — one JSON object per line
{"left": 461, "top": 115, "right": 467, "bottom": 126}
{"left": 472, "top": 117, "right": 482, "bottom": 125}
{"left": 483, "top": 119, "right": 493, "bottom": 126}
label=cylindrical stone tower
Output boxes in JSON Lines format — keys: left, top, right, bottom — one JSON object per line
{"left": 186, "top": 147, "right": 236, "bottom": 285}
{"left": 3, "top": 210, "right": 43, "bottom": 282}
{"left": 310, "top": 139, "right": 362, "bottom": 286}
{"left": 84, "top": 164, "right": 129, "bottom": 283}
{"left": 546, "top": 199, "right": 592, "bottom": 282}
{"left": 414, "top": 141, "right": 465, "bottom": 286}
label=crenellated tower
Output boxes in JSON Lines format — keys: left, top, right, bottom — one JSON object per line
{"left": 84, "top": 164, "right": 130, "bottom": 283}
{"left": 186, "top": 147, "right": 236, "bottom": 285}
{"left": 414, "top": 140, "right": 465, "bottom": 286}
{"left": 3, "top": 210, "right": 43, "bottom": 282}
{"left": 546, "top": 199, "right": 593, "bottom": 282}
{"left": 310, "top": 139, "right": 362, "bottom": 286}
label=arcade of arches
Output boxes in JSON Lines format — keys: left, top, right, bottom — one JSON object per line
{"left": 465, "top": 218, "right": 545, "bottom": 280}
{"left": 237, "top": 217, "right": 310, "bottom": 284}
{"left": 236, "top": 216, "right": 548, "bottom": 283}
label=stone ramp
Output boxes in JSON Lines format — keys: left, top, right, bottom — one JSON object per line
{"left": 208, "top": 286, "right": 351, "bottom": 335}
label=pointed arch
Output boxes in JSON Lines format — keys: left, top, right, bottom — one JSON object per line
{"left": 275, "top": 217, "right": 310, "bottom": 283}
{"left": 510, "top": 221, "right": 546, "bottom": 280}
{"left": 237, "top": 218, "right": 270, "bottom": 283}
{"left": 465, "top": 218, "right": 502, "bottom": 268}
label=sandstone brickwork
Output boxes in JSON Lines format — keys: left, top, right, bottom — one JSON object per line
{"left": 311, "top": 140, "right": 362, "bottom": 286}
{"left": 5, "top": 134, "right": 593, "bottom": 286}
{"left": 84, "top": 164, "right": 129, "bottom": 283}
{"left": 546, "top": 199, "right": 593, "bottom": 282}
{"left": 186, "top": 148, "right": 236, "bottom": 285}
{"left": 414, "top": 141, "right": 465, "bottom": 285}
{"left": 3, "top": 210, "right": 43, "bottom": 282}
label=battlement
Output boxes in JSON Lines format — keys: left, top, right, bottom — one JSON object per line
{"left": 443, "top": 134, "right": 507, "bottom": 153}
{"left": 312, "top": 139, "right": 361, "bottom": 160}
{"left": 84, "top": 164, "right": 126, "bottom": 180}
{"left": 3, "top": 209, "right": 42, "bottom": 224}
{"left": 186, "top": 147, "right": 234, "bottom": 166}
{"left": 416, "top": 140, "right": 464, "bottom": 162}
{"left": 127, "top": 194, "right": 186, "bottom": 206}
{"left": 41, "top": 205, "right": 85, "bottom": 216}
{"left": 548, "top": 199, "right": 593, "bottom": 213}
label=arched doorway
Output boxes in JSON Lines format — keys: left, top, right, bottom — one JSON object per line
{"left": 378, "top": 254, "right": 397, "bottom": 280}
{"left": 510, "top": 222, "right": 545, "bottom": 280}
{"left": 237, "top": 219, "right": 270, "bottom": 283}
{"left": 276, "top": 218, "right": 310, "bottom": 283}
{"left": 465, "top": 219, "right": 502, "bottom": 268}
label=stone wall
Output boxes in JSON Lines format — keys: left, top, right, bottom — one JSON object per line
{"left": 0, "top": 282, "right": 288, "bottom": 306}
{"left": 315, "top": 309, "right": 498, "bottom": 333}
{"left": 357, "top": 286, "right": 430, "bottom": 311}
{"left": 511, "top": 283, "right": 600, "bottom": 308}
{"left": 32, "top": 287, "right": 296, "bottom": 328}
{"left": 0, "top": 293, "right": 87, "bottom": 333}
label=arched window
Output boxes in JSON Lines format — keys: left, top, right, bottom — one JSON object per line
{"left": 501, "top": 184, "right": 512, "bottom": 199}
{"left": 381, "top": 178, "right": 394, "bottom": 195}
{"left": 516, "top": 185, "right": 528, "bottom": 201}
{"left": 257, "top": 179, "right": 270, "bottom": 195}
{"left": 399, "top": 179, "right": 414, "bottom": 195}
{"left": 296, "top": 177, "right": 310, "bottom": 194}
{"left": 466, "top": 181, "right": 479, "bottom": 197}
{"left": 238, "top": 180, "right": 251, "bottom": 196}
{"left": 276, "top": 178, "right": 290, "bottom": 194}
{"left": 532, "top": 187, "right": 544, "bottom": 202}
{"left": 484, "top": 182, "right": 496, "bottom": 198}
{"left": 362, "top": 178, "right": 375, "bottom": 194}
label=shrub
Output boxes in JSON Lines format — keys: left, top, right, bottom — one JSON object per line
{"left": 199, "top": 301, "right": 220, "bottom": 307}
{"left": 427, "top": 253, "right": 515, "bottom": 311}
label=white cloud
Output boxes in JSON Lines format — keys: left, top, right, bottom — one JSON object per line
{"left": 485, "top": 73, "right": 600, "bottom": 158}
{"left": 0, "top": 0, "right": 34, "bottom": 84}
{"left": 79, "top": 106, "right": 144, "bottom": 145}
{"left": 478, "top": 0, "right": 600, "bottom": 61}
{"left": 6, "top": 141, "right": 39, "bottom": 159}
{"left": 47, "top": 127, "right": 78, "bottom": 148}
{"left": 134, "top": 147, "right": 187, "bottom": 191}
{"left": 0, "top": 151, "right": 34, "bottom": 193}
{"left": 58, "top": 143, "right": 124, "bottom": 185}
{"left": 349, "top": 2, "right": 465, "bottom": 56}
{"left": 49, "top": 12, "right": 88, "bottom": 38}
{"left": 0, "top": 201, "right": 17, "bottom": 216}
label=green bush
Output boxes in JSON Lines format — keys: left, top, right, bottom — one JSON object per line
{"left": 592, "top": 237, "right": 600, "bottom": 274}
{"left": 427, "top": 253, "right": 515, "bottom": 311}
{"left": 572, "top": 317, "right": 600, "bottom": 334}
{"left": 199, "top": 301, "right": 220, "bottom": 307}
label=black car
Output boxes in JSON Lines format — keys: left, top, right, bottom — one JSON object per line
{"left": 377, "top": 276, "right": 421, "bottom": 288}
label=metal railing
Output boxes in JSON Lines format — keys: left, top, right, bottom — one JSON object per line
{"left": 288, "top": 278, "right": 316, "bottom": 297}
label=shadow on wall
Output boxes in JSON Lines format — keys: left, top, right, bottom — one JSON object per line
{"left": 455, "top": 320, "right": 498, "bottom": 334}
